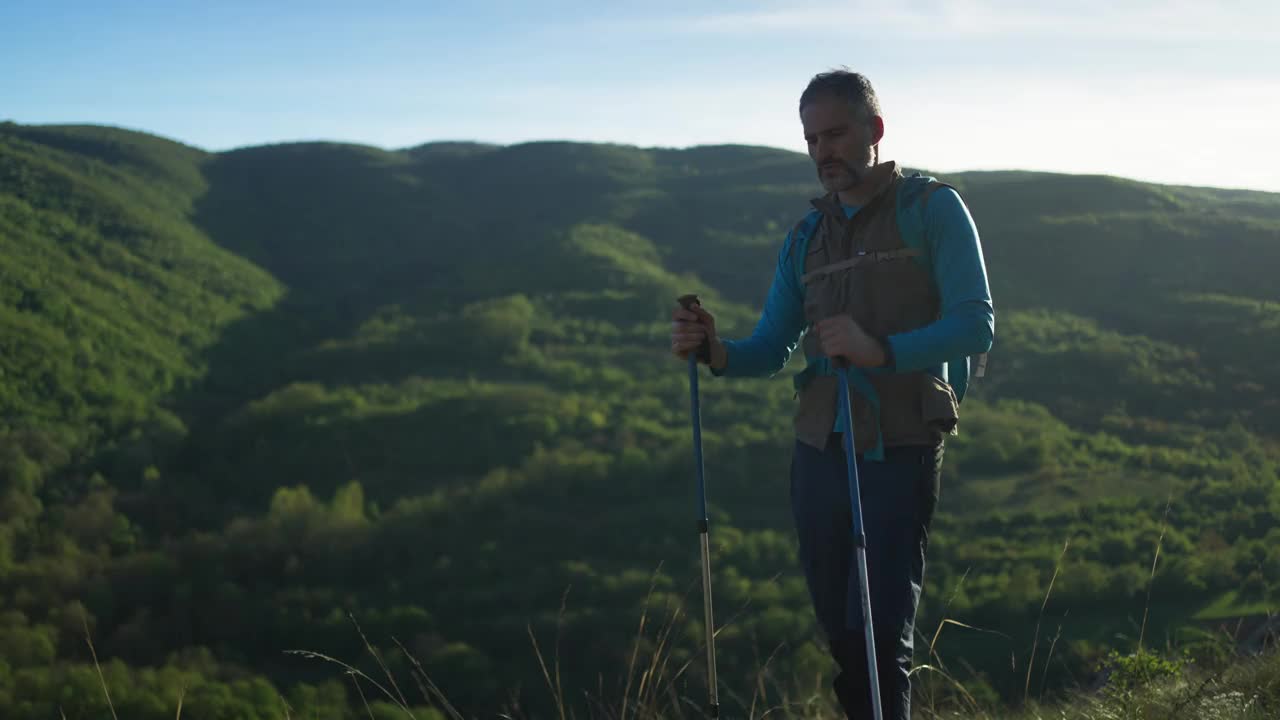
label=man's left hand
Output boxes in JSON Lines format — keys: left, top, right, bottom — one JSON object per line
{"left": 814, "top": 315, "right": 887, "bottom": 368}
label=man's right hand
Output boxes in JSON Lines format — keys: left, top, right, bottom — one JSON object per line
{"left": 671, "top": 299, "right": 725, "bottom": 367}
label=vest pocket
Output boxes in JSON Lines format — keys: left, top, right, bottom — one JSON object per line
{"left": 793, "top": 374, "right": 839, "bottom": 450}
{"left": 922, "top": 374, "right": 960, "bottom": 437}
{"left": 863, "top": 258, "right": 936, "bottom": 337}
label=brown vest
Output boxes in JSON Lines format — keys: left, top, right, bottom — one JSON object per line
{"left": 792, "top": 162, "right": 960, "bottom": 452}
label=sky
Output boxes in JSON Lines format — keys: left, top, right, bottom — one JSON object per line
{"left": 3, "top": 0, "right": 1279, "bottom": 192}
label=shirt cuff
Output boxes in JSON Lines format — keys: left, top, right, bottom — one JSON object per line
{"left": 879, "top": 335, "right": 897, "bottom": 371}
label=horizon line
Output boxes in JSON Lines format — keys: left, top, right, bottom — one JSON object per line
{"left": 5, "top": 117, "right": 1276, "bottom": 196}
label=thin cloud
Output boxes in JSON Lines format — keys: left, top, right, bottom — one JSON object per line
{"left": 673, "top": 0, "right": 1280, "bottom": 42}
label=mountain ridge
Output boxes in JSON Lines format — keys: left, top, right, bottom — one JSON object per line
{"left": 11, "top": 120, "right": 1276, "bottom": 195}
{"left": 1, "top": 120, "right": 1277, "bottom": 718}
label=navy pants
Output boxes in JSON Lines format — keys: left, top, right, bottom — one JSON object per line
{"left": 789, "top": 435, "right": 942, "bottom": 720}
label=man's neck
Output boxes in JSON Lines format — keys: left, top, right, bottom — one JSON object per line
{"left": 837, "top": 160, "right": 897, "bottom": 206}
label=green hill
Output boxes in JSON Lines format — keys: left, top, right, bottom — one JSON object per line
{"left": 1, "top": 121, "right": 1278, "bottom": 718}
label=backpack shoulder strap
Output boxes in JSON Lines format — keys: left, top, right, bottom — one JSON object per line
{"left": 898, "top": 172, "right": 989, "bottom": 401}
{"left": 787, "top": 207, "right": 825, "bottom": 283}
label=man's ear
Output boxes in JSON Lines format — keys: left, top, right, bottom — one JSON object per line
{"left": 869, "top": 115, "right": 885, "bottom": 145}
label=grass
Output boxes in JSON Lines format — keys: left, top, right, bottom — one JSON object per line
{"left": 270, "top": 535, "right": 1277, "bottom": 720}
{"left": 291, "top": 590, "right": 1279, "bottom": 720}
{"left": 82, "top": 610, "right": 121, "bottom": 720}
{"left": 1194, "top": 592, "right": 1278, "bottom": 622}
{"left": 989, "top": 649, "right": 1280, "bottom": 720}
{"left": 943, "top": 471, "right": 1178, "bottom": 519}
{"left": 71, "top": 523, "right": 1279, "bottom": 720}
{"left": 73, "top": 578, "right": 1280, "bottom": 720}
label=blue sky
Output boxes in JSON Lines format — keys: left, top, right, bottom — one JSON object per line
{"left": 4, "top": 0, "right": 1278, "bottom": 191}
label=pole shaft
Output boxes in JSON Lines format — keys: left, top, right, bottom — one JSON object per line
{"left": 690, "top": 355, "right": 708, "bottom": 522}
{"left": 689, "top": 355, "right": 719, "bottom": 717}
{"left": 700, "top": 532, "right": 719, "bottom": 716}
{"left": 838, "top": 367, "right": 884, "bottom": 720}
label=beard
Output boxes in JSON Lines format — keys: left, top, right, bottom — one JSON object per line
{"left": 817, "top": 159, "right": 864, "bottom": 193}
{"left": 815, "top": 146, "right": 875, "bottom": 193}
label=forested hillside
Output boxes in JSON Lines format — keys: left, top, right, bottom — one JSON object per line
{"left": 1, "top": 120, "right": 1277, "bottom": 718}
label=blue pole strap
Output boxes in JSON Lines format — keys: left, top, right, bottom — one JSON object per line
{"left": 844, "top": 365, "right": 885, "bottom": 462}
{"left": 795, "top": 359, "right": 885, "bottom": 461}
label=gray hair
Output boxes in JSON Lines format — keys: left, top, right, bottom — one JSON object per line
{"left": 799, "top": 68, "right": 882, "bottom": 123}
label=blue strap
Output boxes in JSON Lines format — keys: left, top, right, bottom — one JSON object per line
{"left": 791, "top": 361, "right": 818, "bottom": 395}
{"left": 846, "top": 367, "right": 885, "bottom": 461}
{"left": 793, "top": 360, "right": 886, "bottom": 461}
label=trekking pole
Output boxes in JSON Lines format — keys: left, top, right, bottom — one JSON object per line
{"left": 678, "top": 294, "right": 720, "bottom": 719}
{"left": 835, "top": 360, "right": 884, "bottom": 720}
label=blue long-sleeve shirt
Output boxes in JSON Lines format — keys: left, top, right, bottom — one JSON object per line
{"left": 712, "top": 177, "right": 995, "bottom": 436}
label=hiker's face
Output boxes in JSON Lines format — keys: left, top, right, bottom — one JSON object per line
{"left": 802, "top": 96, "right": 881, "bottom": 193}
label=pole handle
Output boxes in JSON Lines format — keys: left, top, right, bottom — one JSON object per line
{"left": 677, "top": 294, "right": 712, "bottom": 363}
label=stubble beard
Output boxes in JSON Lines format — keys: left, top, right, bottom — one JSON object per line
{"left": 817, "top": 144, "right": 876, "bottom": 194}
{"left": 818, "top": 157, "right": 871, "bottom": 194}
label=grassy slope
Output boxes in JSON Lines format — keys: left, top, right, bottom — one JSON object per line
{"left": 1, "top": 122, "right": 1278, "bottom": 717}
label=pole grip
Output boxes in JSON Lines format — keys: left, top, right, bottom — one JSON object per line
{"left": 677, "top": 294, "right": 712, "bottom": 363}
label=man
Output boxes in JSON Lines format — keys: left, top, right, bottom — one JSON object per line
{"left": 670, "top": 69, "right": 994, "bottom": 719}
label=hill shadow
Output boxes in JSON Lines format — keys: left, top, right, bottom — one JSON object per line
{"left": 161, "top": 141, "right": 666, "bottom": 524}
{"left": 178, "top": 139, "right": 708, "bottom": 409}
